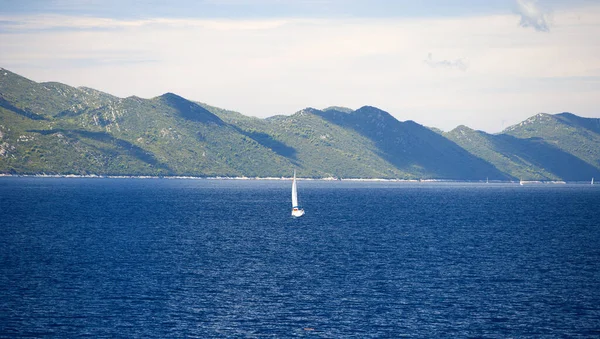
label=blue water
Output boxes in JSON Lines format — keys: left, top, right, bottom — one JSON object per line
{"left": 1, "top": 178, "right": 599, "bottom": 338}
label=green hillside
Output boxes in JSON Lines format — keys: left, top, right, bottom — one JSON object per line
{"left": 219, "top": 107, "right": 411, "bottom": 178}
{"left": 317, "top": 106, "right": 509, "bottom": 180}
{"left": 504, "top": 113, "right": 600, "bottom": 171}
{"left": 445, "top": 114, "right": 600, "bottom": 180}
{"left": 0, "top": 69, "right": 295, "bottom": 176}
{"left": 1, "top": 67, "right": 599, "bottom": 180}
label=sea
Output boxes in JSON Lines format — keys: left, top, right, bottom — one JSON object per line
{"left": 1, "top": 177, "right": 599, "bottom": 338}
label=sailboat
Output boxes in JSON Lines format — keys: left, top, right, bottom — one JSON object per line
{"left": 592, "top": 177, "right": 595, "bottom": 185}
{"left": 291, "top": 170, "right": 305, "bottom": 217}
{"left": 519, "top": 178, "right": 524, "bottom": 186}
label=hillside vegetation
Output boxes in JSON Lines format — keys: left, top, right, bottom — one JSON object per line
{"left": 1, "top": 68, "right": 599, "bottom": 180}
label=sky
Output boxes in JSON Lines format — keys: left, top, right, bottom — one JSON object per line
{"left": 1, "top": 0, "right": 599, "bottom": 133}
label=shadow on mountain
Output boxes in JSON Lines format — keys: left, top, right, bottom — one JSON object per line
{"left": 29, "top": 129, "right": 170, "bottom": 171}
{"left": 490, "top": 134, "right": 600, "bottom": 180}
{"left": 159, "top": 93, "right": 224, "bottom": 125}
{"left": 55, "top": 107, "right": 93, "bottom": 118}
{"left": 317, "top": 107, "right": 509, "bottom": 179}
{"left": 0, "top": 97, "right": 47, "bottom": 120}
{"left": 233, "top": 126, "right": 297, "bottom": 159}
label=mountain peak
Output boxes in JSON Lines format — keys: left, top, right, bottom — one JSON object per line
{"left": 503, "top": 113, "right": 555, "bottom": 133}
{"left": 158, "top": 92, "right": 183, "bottom": 100}
{"left": 451, "top": 125, "right": 474, "bottom": 133}
{"left": 322, "top": 106, "right": 353, "bottom": 113}
{"left": 294, "top": 107, "right": 322, "bottom": 116}
{"left": 447, "top": 125, "right": 480, "bottom": 142}
{"left": 355, "top": 105, "right": 384, "bottom": 112}
{"left": 353, "top": 106, "right": 397, "bottom": 122}
{"left": 354, "top": 105, "right": 388, "bottom": 114}
{"left": 157, "top": 92, "right": 223, "bottom": 125}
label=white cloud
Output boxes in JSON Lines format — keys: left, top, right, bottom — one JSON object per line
{"left": 0, "top": 5, "right": 599, "bottom": 133}
{"left": 515, "top": 0, "right": 551, "bottom": 32}
{"left": 424, "top": 53, "right": 468, "bottom": 71}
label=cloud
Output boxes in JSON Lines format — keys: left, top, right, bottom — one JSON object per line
{"left": 424, "top": 53, "right": 468, "bottom": 71}
{"left": 1, "top": 6, "right": 599, "bottom": 133}
{"left": 515, "top": 0, "right": 550, "bottom": 32}
{"left": 0, "top": 14, "right": 293, "bottom": 31}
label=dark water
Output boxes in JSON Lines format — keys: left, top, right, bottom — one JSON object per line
{"left": 1, "top": 178, "right": 599, "bottom": 338}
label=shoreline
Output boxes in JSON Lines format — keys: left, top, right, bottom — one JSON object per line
{"left": 0, "top": 173, "right": 580, "bottom": 184}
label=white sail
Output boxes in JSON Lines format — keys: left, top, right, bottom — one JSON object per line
{"left": 292, "top": 170, "right": 298, "bottom": 208}
{"left": 291, "top": 170, "right": 304, "bottom": 217}
{"left": 592, "top": 177, "right": 595, "bottom": 185}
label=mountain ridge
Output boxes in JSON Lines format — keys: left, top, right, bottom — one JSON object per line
{"left": 1, "top": 68, "right": 599, "bottom": 180}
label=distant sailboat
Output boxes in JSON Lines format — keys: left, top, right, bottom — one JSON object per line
{"left": 486, "top": 177, "right": 489, "bottom": 184}
{"left": 592, "top": 177, "right": 595, "bottom": 185}
{"left": 520, "top": 178, "right": 524, "bottom": 186}
{"left": 291, "top": 170, "right": 305, "bottom": 217}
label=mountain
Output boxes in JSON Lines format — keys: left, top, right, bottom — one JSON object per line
{"left": 0, "top": 69, "right": 115, "bottom": 120}
{"left": 316, "top": 106, "right": 509, "bottom": 180}
{"left": 504, "top": 113, "right": 600, "bottom": 172}
{"left": 1, "top": 67, "right": 599, "bottom": 180}
{"left": 216, "top": 107, "right": 411, "bottom": 179}
{"left": 445, "top": 114, "right": 600, "bottom": 180}
{"left": 0, "top": 69, "right": 295, "bottom": 176}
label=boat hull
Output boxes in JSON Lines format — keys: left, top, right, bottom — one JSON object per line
{"left": 292, "top": 209, "right": 305, "bottom": 217}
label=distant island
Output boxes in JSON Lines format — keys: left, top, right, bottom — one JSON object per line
{"left": 1, "top": 67, "right": 599, "bottom": 180}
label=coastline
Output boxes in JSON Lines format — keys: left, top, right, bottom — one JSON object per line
{"left": 0, "top": 173, "right": 575, "bottom": 184}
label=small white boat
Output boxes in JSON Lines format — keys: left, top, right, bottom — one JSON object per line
{"left": 291, "top": 170, "right": 305, "bottom": 217}
{"left": 520, "top": 178, "right": 524, "bottom": 186}
{"left": 592, "top": 177, "right": 595, "bottom": 185}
